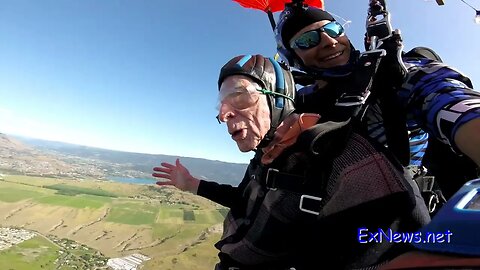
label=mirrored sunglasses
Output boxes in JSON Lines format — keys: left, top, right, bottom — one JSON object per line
{"left": 290, "top": 21, "right": 345, "bottom": 50}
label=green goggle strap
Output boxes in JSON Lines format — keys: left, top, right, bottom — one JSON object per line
{"left": 256, "top": 89, "right": 295, "bottom": 104}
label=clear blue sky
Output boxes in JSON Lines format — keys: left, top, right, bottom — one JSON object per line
{"left": 0, "top": 0, "right": 479, "bottom": 164}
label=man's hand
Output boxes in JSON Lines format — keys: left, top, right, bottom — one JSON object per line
{"left": 152, "top": 158, "right": 200, "bottom": 194}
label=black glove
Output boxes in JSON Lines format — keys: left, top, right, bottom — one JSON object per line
{"left": 374, "top": 30, "right": 408, "bottom": 88}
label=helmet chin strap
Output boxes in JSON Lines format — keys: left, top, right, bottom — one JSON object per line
{"left": 255, "top": 94, "right": 296, "bottom": 150}
{"left": 256, "top": 126, "right": 277, "bottom": 150}
{"left": 256, "top": 94, "right": 284, "bottom": 150}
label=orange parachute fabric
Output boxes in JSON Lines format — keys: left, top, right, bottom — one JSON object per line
{"left": 232, "top": 0, "right": 324, "bottom": 12}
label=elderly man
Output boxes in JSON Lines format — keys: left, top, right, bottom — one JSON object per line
{"left": 274, "top": 4, "right": 480, "bottom": 201}
{"left": 153, "top": 54, "right": 429, "bottom": 269}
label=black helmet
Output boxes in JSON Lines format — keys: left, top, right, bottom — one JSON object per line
{"left": 218, "top": 54, "right": 296, "bottom": 146}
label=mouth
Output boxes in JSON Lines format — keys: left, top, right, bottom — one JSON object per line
{"left": 320, "top": 50, "right": 344, "bottom": 62}
{"left": 230, "top": 129, "right": 246, "bottom": 140}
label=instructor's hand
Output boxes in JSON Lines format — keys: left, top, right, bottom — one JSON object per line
{"left": 152, "top": 158, "right": 200, "bottom": 194}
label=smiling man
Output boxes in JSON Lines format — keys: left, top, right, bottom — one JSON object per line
{"left": 285, "top": 12, "right": 350, "bottom": 69}
{"left": 275, "top": 5, "right": 480, "bottom": 203}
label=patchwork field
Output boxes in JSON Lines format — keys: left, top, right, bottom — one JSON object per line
{"left": 0, "top": 175, "right": 227, "bottom": 270}
{"left": 0, "top": 235, "right": 59, "bottom": 270}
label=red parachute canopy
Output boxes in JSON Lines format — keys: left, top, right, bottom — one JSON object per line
{"left": 233, "top": 0, "right": 324, "bottom": 13}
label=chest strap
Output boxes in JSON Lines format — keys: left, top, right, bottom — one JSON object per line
{"left": 262, "top": 167, "right": 323, "bottom": 216}
{"left": 333, "top": 49, "right": 385, "bottom": 121}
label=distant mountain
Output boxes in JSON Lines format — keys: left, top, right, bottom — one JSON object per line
{"left": 0, "top": 133, "right": 33, "bottom": 152}
{"left": 0, "top": 133, "right": 103, "bottom": 178}
{"left": 10, "top": 135, "right": 247, "bottom": 186}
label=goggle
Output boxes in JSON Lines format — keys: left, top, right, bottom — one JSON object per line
{"left": 215, "top": 88, "right": 294, "bottom": 123}
{"left": 289, "top": 21, "right": 344, "bottom": 50}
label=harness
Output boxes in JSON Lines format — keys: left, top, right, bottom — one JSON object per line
{"left": 292, "top": 0, "right": 457, "bottom": 215}
{"left": 215, "top": 118, "right": 428, "bottom": 270}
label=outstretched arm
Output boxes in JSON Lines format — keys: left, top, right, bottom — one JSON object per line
{"left": 152, "top": 158, "right": 245, "bottom": 208}
{"left": 399, "top": 59, "right": 480, "bottom": 167}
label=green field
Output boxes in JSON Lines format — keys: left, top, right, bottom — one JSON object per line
{"left": 106, "top": 202, "right": 158, "bottom": 225}
{"left": 156, "top": 205, "right": 185, "bottom": 224}
{"left": 193, "top": 210, "right": 224, "bottom": 224}
{"left": 0, "top": 236, "right": 59, "bottom": 270}
{"left": 36, "top": 194, "right": 111, "bottom": 209}
{"left": 0, "top": 175, "right": 226, "bottom": 270}
{"left": 0, "top": 187, "right": 46, "bottom": 203}
{"left": 45, "top": 184, "right": 118, "bottom": 197}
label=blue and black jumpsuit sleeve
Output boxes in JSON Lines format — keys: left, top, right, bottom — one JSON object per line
{"left": 399, "top": 58, "right": 480, "bottom": 153}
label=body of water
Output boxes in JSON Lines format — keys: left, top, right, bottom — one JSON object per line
{"left": 108, "top": 176, "right": 157, "bottom": 185}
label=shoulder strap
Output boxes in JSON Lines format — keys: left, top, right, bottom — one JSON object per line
{"left": 297, "top": 119, "right": 352, "bottom": 156}
{"left": 261, "top": 120, "right": 353, "bottom": 198}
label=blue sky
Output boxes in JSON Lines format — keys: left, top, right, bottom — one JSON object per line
{"left": 0, "top": 0, "right": 479, "bottom": 164}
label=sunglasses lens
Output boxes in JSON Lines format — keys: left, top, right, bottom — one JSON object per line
{"left": 293, "top": 31, "right": 320, "bottom": 49}
{"left": 323, "top": 22, "right": 344, "bottom": 38}
{"left": 291, "top": 22, "right": 344, "bottom": 50}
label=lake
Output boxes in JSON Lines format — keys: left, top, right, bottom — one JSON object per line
{"left": 108, "top": 176, "right": 157, "bottom": 185}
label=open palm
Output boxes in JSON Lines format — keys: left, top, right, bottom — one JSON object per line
{"left": 152, "top": 158, "right": 199, "bottom": 193}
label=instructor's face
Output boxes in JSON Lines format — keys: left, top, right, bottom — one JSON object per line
{"left": 291, "top": 20, "right": 351, "bottom": 69}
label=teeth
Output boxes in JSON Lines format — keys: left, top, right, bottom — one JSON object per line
{"left": 324, "top": 51, "right": 342, "bottom": 61}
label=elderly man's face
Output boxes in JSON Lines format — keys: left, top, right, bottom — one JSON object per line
{"left": 217, "top": 76, "right": 271, "bottom": 152}
{"left": 290, "top": 20, "right": 351, "bottom": 69}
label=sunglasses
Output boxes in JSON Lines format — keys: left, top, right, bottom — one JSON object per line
{"left": 289, "top": 21, "right": 345, "bottom": 50}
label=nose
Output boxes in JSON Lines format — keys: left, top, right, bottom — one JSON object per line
{"left": 319, "top": 32, "right": 338, "bottom": 48}
{"left": 217, "top": 103, "right": 235, "bottom": 123}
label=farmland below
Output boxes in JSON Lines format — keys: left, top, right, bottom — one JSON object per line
{"left": 0, "top": 175, "right": 226, "bottom": 270}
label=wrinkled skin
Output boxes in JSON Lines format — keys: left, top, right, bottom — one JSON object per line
{"left": 153, "top": 158, "right": 199, "bottom": 193}
{"left": 217, "top": 75, "right": 271, "bottom": 152}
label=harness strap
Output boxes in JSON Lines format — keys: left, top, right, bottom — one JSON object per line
{"left": 297, "top": 120, "right": 352, "bottom": 156}
{"left": 264, "top": 168, "right": 306, "bottom": 192}
{"left": 333, "top": 50, "right": 385, "bottom": 121}
{"left": 414, "top": 175, "right": 447, "bottom": 214}
{"left": 259, "top": 120, "right": 354, "bottom": 215}
{"left": 378, "top": 86, "right": 410, "bottom": 166}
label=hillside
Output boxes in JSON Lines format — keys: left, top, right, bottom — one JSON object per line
{"left": 0, "top": 133, "right": 104, "bottom": 178}
{"left": 1, "top": 133, "right": 247, "bottom": 185}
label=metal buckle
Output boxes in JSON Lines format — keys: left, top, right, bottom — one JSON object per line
{"left": 428, "top": 193, "right": 440, "bottom": 214}
{"left": 265, "top": 168, "right": 279, "bottom": 191}
{"left": 335, "top": 90, "right": 371, "bottom": 107}
{"left": 366, "top": 9, "right": 392, "bottom": 44}
{"left": 299, "top": 195, "right": 323, "bottom": 215}
{"left": 360, "top": 49, "right": 387, "bottom": 58}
